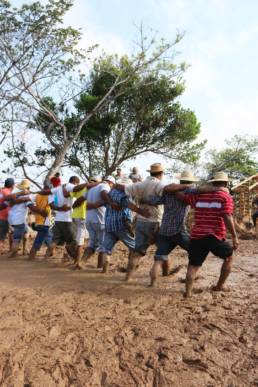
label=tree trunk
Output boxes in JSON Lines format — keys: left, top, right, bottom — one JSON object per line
{"left": 44, "top": 142, "right": 71, "bottom": 183}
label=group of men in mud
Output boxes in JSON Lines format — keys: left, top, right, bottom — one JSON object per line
{"left": 0, "top": 163, "right": 242, "bottom": 298}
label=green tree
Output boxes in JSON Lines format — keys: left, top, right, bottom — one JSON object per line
{"left": 0, "top": 1, "right": 203, "bottom": 182}
{"left": 23, "top": 54, "right": 203, "bottom": 179}
{"left": 205, "top": 135, "right": 258, "bottom": 181}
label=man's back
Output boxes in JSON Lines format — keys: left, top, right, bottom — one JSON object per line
{"left": 86, "top": 183, "right": 110, "bottom": 224}
{"left": 125, "top": 176, "right": 164, "bottom": 222}
{"left": 185, "top": 190, "right": 234, "bottom": 240}
{"left": 0, "top": 187, "right": 12, "bottom": 220}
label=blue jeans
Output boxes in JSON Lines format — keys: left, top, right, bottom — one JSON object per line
{"left": 154, "top": 231, "right": 190, "bottom": 261}
{"left": 86, "top": 222, "right": 105, "bottom": 251}
{"left": 100, "top": 229, "right": 135, "bottom": 255}
{"left": 32, "top": 225, "right": 51, "bottom": 251}
{"left": 12, "top": 224, "right": 26, "bottom": 242}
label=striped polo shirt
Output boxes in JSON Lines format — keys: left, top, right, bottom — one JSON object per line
{"left": 184, "top": 191, "right": 234, "bottom": 240}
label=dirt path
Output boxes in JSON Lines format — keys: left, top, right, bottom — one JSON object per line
{"left": 0, "top": 240, "right": 257, "bottom": 386}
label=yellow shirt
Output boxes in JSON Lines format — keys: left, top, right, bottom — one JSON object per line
{"left": 70, "top": 188, "right": 87, "bottom": 219}
{"left": 35, "top": 194, "right": 52, "bottom": 225}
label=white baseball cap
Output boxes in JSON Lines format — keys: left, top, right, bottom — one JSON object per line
{"left": 104, "top": 175, "right": 116, "bottom": 184}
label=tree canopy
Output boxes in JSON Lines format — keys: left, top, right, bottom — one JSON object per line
{"left": 205, "top": 135, "right": 258, "bottom": 181}
{"left": 0, "top": 0, "right": 203, "bottom": 184}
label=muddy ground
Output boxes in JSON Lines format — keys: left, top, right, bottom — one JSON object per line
{"left": 0, "top": 239, "right": 257, "bottom": 387}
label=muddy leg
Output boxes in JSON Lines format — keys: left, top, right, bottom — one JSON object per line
{"left": 162, "top": 260, "right": 170, "bottom": 276}
{"left": 28, "top": 247, "right": 37, "bottom": 260}
{"left": 149, "top": 261, "right": 163, "bottom": 287}
{"left": 185, "top": 264, "right": 200, "bottom": 298}
{"left": 8, "top": 241, "right": 20, "bottom": 258}
{"left": 22, "top": 234, "right": 28, "bottom": 255}
{"left": 213, "top": 256, "right": 233, "bottom": 291}
{"left": 97, "top": 252, "right": 104, "bottom": 268}
{"left": 8, "top": 232, "right": 13, "bottom": 252}
{"left": 83, "top": 246, "right": 95, "bottom": 262}
{"left": 102, "top": 253, "right": 110, "bottom": 273}
{"left": 125, "top": 251, "right": 141, "bottom": 282}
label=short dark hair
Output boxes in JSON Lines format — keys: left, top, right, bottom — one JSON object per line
{"left": 180, "top": 180, "right": 193, "bottom": 184}
{"left": 69, "top": 176, "right": 80, "bottom": 184}
{"left": 55, "top": 172, "right": 60, "bottom": 177}
{"left": 4, "top": 178, "right": 15, "bottom": 188}
{"left": 150, "top": 171, "right": 163, "bottom": 178}
{"left": 212, "top": 181, "right": 228, "bottom": 187}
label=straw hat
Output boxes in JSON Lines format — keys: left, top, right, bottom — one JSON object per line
{"left": 208, "top": 171, "right": 229, "bottom": 183}
{"left": 179, "top": 170, "right": 198, "bottom": 182}
{"left": 117, "top": 177, "right": 132, "bottom": 185}
{"left": 147, "top": 163, "right": 164, "bottom": 173}
{"left": 16, "top": 179, "right": 30, "bottom": 190}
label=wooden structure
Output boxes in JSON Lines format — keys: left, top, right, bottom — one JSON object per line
{"left": 231, "top": 173, "right": 258, "bottom": 237}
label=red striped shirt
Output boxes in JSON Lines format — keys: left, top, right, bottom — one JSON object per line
{"left": 184, "top": 191, "right": 234, "bottom": 240}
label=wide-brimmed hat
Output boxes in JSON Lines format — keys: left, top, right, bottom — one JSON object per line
{"left": 147, "top": 163, "right": 164, "bottom": 173}
{"left": 16, "top": 179, "right": 30, "bottom": 190}
{"left": 117, "top": 177, "right": 132, "bottom": 185}
{"left": 208, "top": 171, "right": 229, "bottom": 183}
{"left": 179, "top": 170, "right": 198, "bottom": 182}
{"left": 104, "top": 175, "right": 116, "bottom": 184}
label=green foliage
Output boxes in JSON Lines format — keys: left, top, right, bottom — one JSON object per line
{"left": 205, "top": 135, "right": 258, "bottom": 180}
{"left": 43, "top": 53, "right": 203, "bottom": 177}
{"left": 0, "top": 1, "right": 203, "bottom": 180}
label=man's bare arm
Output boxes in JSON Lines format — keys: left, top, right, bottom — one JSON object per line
{"left": 128, "top": 202, "right": 149, "bottom": 218}
{"left": 72, "top": 196, "right": 86, "bottom": 208}
{"left": 49, "top": 203, "right": 71, "bottom": 212}
{"left": 101, "top": 191, "right": 121, "bottom": 210}
{"left": 223, "top": 214, "right": 239, "bottom": 250}
{"left": 8, "top": 196, "right": 31, "bottom": 205}
{"left": 87, "top": 200, "right": 103, "bottom": 209}
{"left": 29, "top": 205, "right": 48, "bottom": 217}
{"left": 163, "top": 183, "right": 194, "bottom": 194}
{"left": 73, "top": 182, "right": 99, "bottom": 192}
{"left": 113, "top": 184, "right": 125, "bottom": 191}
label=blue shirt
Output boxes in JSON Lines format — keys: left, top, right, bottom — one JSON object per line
{"left": 105, "top": 189, "right": 132, "bottom": 232}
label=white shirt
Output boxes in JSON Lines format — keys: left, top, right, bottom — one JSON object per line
{"left": 50, "top": 184, "right": 74, "bottom": 222}
{"left": 84, "top": 183, "right": 110, "bottom": 224}
{"left": 125, "top": 176, "right": 165, "bottom": 223}
{"left": 8, "top": 194, "right": 34, "bottom": 226}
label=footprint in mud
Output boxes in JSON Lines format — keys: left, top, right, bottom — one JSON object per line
{"left": 183, "top": 357, "right": 209, "bottom": 371}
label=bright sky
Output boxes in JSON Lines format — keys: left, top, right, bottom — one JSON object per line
{"left": 9, "top": 0, "right": 258, "bottom": 181}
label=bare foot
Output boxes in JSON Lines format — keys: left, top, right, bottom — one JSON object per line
{"left": 211, "top": 285, "right": 230, "bottom": 292}
{"left": 70, "top": 263, "right": 84, "bottom": 270}
{"left": 148, "top": 280, "right": 157, "bottom": 288}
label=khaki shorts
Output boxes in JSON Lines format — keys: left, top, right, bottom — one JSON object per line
{"left": 73, "top": 218, "right": 86, "bottom": 246}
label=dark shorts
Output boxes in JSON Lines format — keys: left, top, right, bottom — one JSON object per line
{"left": 0, "top": 220, "right": 9, "bottom": 241}
{"left": 188, "top": 236, "right": 233, "bottom": 267}
{"left": 154, "top": 231, "right": 190, "bottom": 261}
{"left": 52, "top": 221, "right": 76, "bottom": 245}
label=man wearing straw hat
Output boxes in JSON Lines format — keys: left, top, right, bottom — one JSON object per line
{"left": 6, "top": 179, "right": 49, "bottom": 257}
{"left": 115, "top": 165, "right": 194, "bottom": 281}
{"left": 177, "top": 171, "right": 239, "bottom": 298}
{"left": 149, "top": 170, "right": 198, "bottom": 287}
